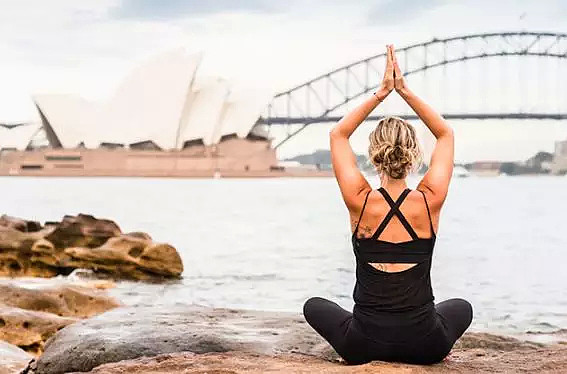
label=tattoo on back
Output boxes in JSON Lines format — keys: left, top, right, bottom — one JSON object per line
{"left": 352, "top": 219, "right": 373, "bottom": 238}
{"left": 359, "top": 225, "right": 373, "bottom": 238}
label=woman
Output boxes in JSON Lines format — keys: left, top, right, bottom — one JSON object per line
{"left": 303, "top": 45, "right": 472, "bottom": 365}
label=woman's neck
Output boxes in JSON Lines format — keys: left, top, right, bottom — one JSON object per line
{"left": 379, "top": 175, "right": 408, "bottom": 192}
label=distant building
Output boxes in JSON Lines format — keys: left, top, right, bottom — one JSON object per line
{"left": 0, "top": 50, "right": 326, "bottom": 177}
{"left": 30, "top": 50, "right": 270, "bottom": 151}
{"left": 0, "top": 124, "right": 38, "bottom": 151}
{"left": 466, "top": 161, "right": 502, "bottom": 176}
{"left": 551, "top": 139, "right": 567, "bottom": 175}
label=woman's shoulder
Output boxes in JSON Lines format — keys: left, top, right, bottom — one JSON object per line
{"left": 413, "top": 186, "right": 444, "bottom": 213}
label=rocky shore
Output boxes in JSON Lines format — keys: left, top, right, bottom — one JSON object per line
{"left": 0, "top": 213, "right": 184, "bottom": 372}
{"left": 15, "top": 305, "right": 567, "bottom": 374}
{"left": 1, "top": 214, "right": 566, "bottom": 373}
{"left": 0, "top": 214, "right": 183, "bottom": 280}
{"left": 0, "top": 282, "right": 119, "bottom": 354}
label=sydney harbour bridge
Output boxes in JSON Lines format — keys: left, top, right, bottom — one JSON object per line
{"left": 258, "top": 32, "right": 567, "bottom": 149}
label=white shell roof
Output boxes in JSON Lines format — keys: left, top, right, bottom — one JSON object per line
{"left": 177, "top": 78, "right": 229, "bottom": 147}
{"left": 33, "top": 49, "right": 270, "bottom": 150}
{"left": 213, "top": 89, "right": 273, "bottom": 144}
{"left": 0, "top": 124, "right": 39, "bottom": 150}
{"left": 101, "top": 49, "right": 202, "bottom": 149}
{"left": 34, "top": 94, "right": 100, "bottom": 148}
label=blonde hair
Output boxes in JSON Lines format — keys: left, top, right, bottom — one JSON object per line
{"left": 368, "top": 116, "right": 422, "bottom": 179}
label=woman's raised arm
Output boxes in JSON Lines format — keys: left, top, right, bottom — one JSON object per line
{"left": 330, "top": 45, "right": 395, "bottom": 210}
{"left": 391, "top": 47, "right": 454, "bottom": 206}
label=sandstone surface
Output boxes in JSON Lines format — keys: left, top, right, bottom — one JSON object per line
{"left": 0, "top": 284, "right": 119, "bottom": 318}
{"left": 0, "top": 214, "right": 183, "bottom": 280}
{"left": 66, "top": 347, "right": 567, "bottom": 374}
{"left": 0, "top": 306, "right": 76, "bottom": 355}
{"left": 0, "top": 283, "right": 119, "bottom": 355}
{"left": 26, "top": 305, "right": 566, "bottom": 374}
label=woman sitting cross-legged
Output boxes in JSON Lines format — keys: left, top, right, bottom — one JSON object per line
{"left": 303, "top": 44, "right": 472, "bottom": 365}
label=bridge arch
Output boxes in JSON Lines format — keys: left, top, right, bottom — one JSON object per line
{"left": 259, "top": 32, "right": 567, "bottom": 148}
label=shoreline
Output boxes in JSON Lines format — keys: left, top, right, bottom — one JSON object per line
{"left": 17, "top": 303, "right": 567, "bottom": 374}
{"left": 4, "top": 274, "right": 566, "bottom": 345}
{"left": 1, "top": 275, "right": 565, "bottom": 373}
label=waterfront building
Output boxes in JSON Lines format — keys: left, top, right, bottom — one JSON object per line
{"left": 0, "top": 50, "right": 323, "bottom": 177}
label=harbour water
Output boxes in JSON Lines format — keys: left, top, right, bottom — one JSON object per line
{"left": 1, "top": 176, "right": 566, "bottom": 342}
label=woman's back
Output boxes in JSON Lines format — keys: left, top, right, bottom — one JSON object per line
{"left": 352, "top": 189, "right": 436, "bottom": 241}
{"left": 351, "top": 187, "right": 437, "bottom": 340}
{"left": 351, "top": 187, "right": 437, "bottom": 273}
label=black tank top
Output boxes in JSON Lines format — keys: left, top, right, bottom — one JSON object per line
{"left": 351, "top": 187, "right": 437, "bottom": 341}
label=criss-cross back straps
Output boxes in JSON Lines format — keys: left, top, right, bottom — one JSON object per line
{"left": 371, "top": 187, "right": 419, "bottom": 240}
{"left": 353, "top": 190, "right": 372, "bottom": 236}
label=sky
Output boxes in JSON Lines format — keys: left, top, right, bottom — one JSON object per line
{"left": 0, "top": 0, "right": 566, "bottom": 162}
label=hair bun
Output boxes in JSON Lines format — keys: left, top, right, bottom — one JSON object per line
{"left": 368, "top": 117, "right": 422, "bottom": 179}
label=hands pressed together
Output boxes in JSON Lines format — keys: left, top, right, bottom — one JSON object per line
{"left": 375, "top": 44, "right": 409, "bottom": 101}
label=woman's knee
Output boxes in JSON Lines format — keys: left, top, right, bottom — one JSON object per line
{"left": 452, "top": 298, "right": 473, "bottom": 324}
{"left": 303, "top": 296, "right": 325, "bottom": 321}
{"left": 439, "top": 298, "right": 473, "bottom": 316}
{"left": 437, "top": 298, "right": 473, "bottom": 332}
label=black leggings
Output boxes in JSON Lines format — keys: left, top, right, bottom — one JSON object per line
{"left": 303, "top": 297, "right": 473, "bottom": 365}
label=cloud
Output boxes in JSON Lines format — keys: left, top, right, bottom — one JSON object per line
{"left": 111, "top": 0, "right": 281, "bottom": 20}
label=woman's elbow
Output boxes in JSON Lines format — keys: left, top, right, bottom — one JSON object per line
{"left": 329, "top": 126, "right": 344, "bottom": 139}
{"left": 440, "top": 125, "right": 454, "bottom": 139}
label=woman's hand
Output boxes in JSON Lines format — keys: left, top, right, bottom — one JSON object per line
{"left": 375, "top": 45, "right": 395, "bottom": 101}
{"left": 391, "top": 45, "right": 410, "bottom": 97}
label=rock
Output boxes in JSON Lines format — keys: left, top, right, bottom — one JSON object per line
{"left": 32, "top": 305, "right": 333, "bottom": 374}
{"left": 0, "top": 226, "right": 42, "bottom": 252}
{"left": 0, "top": 214, "right": 183, "bottom": 280}
{"left": 454, "top": 331, "right": 543, "bottom": 351}
{"left": 0, "top": 341, "right": 33, "bottom": 374}
{"left": 65, "top": 346, "right": 567, "bottom": 374}
{"left": 124, "top": 232, "right": 152, "bottom": 240}
{"left": 0, "top": 284, "right": 119, "bottom": 318}
{"left": 0, "top": 306, "right": 77, "bottom": 355}
{"left": 0, "top": 215, "right": 41, "bottom": 233}
{"left": 44, "top": 214, "right": 121, "bottom": 250}
{"left": 0, "top": 283, "right": 119, "bottom": 356}
{"left": 64, "top": 236, "right": 183, "bottom": 280}
{"left": 0, "top": 227, "right": 52, "bottom": 277}
{"left": 29, "top": 305, "right": 566, "bottom": 374}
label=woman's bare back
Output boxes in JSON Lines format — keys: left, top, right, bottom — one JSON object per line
{"left": 350, "top": 188, "right": 437, "bottom": 273}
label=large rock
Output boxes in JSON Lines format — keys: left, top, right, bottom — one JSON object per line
{"left": 0, "top": 306, "right": 77, "bottom": 355}
{"left": 27, "top": 305, "right": 564, "bottom": 374}
{"left": 0, "top": 284, "right": 119, "bottom": 318}
{"left": 30, "top": 305, "right": 333, "bottom": 374}
{"left": 0, "top": 283, "right": 119, "bottom": 355}
{"left": 65, "top": 347, "right": 567, "bottom": 374}
{"left": 64, "top": 236, "right": 183, "bottom": 280}
{"left": 0, "top": 214, "right": 183, "bottom": 280}
{"left": 0, "top": 227, "right": 45, "bottom": 277}
{"left": 0, "top": 215, "right": 41, "bottom": 233}
{"left": 44, "top": 214, "right": 121, "bottom": 250}
{"left": 0, "top": 341, "right": 33, "bottom": 374}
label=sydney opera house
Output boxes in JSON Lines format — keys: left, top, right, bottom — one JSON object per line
{"left": 0, "top": 50, "right": 313, "bottom": 177}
